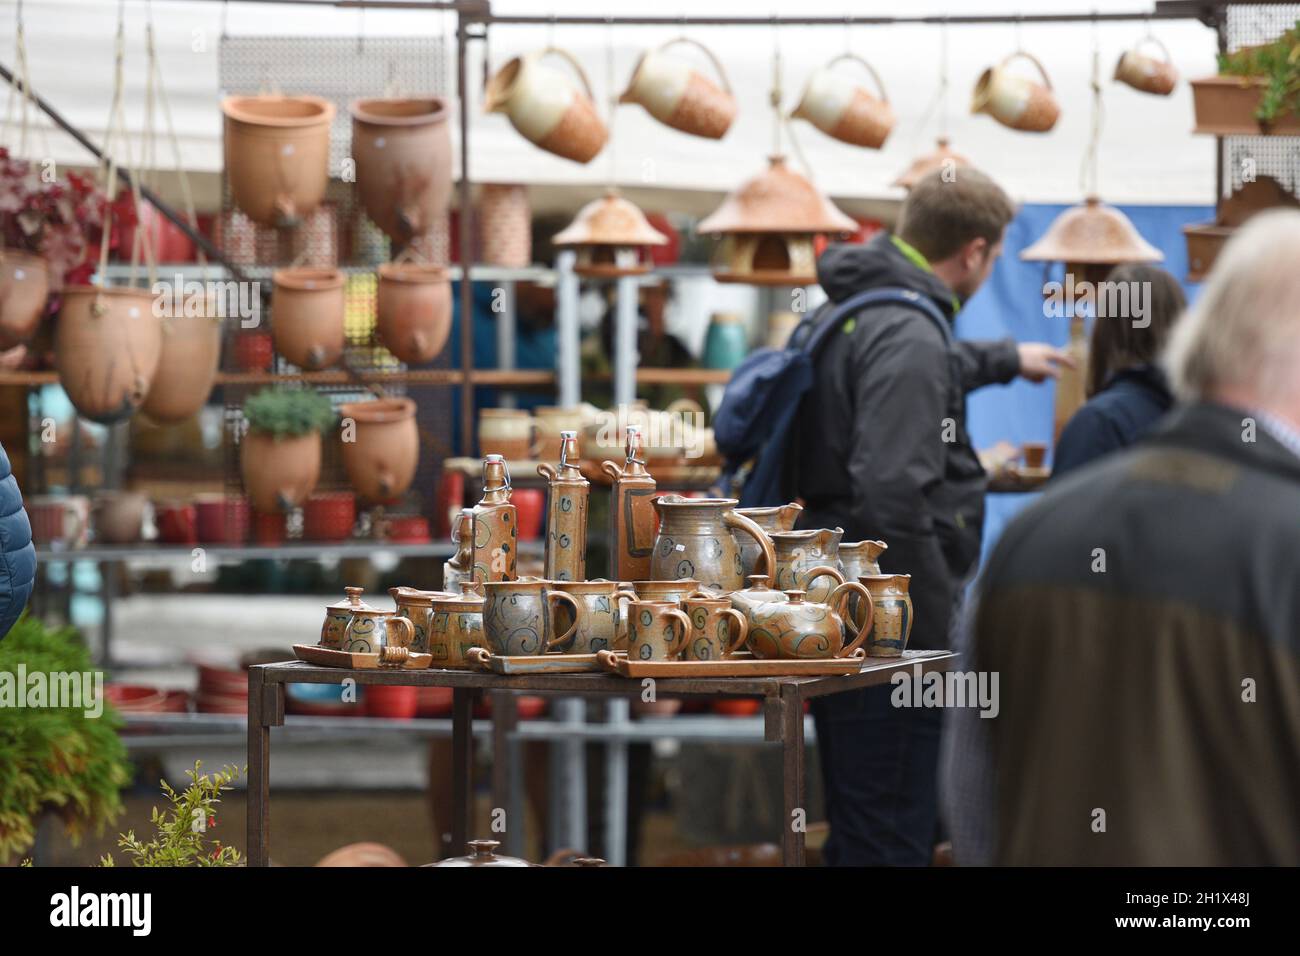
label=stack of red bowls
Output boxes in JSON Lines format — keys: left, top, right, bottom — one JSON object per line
{"left": 251, "top": 509, "right": 288, "bottom": 546}
{"left": 195, "top": 494, "right": 250, "bottom": 545}
{"left": 302, "top": 492, "right": 356, "bottom": 542}
{"left": 105, "top": 684, "right": 191, "bottom": 714}
{"left": 383, "top": 514, "right": 431, "bottom": 543}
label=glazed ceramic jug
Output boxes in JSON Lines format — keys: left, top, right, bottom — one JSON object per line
{"left": 770, "top": 527, "right": 846, "bottom": 604}
{"left": 839, "top": 539, "right": 888, "bottom": 579}
{"left": 482, "top": 578, "right": 584, "bottom": 656}
{"left": 859, "top": 574, "right": 913, "bottom": 657}
{"left": 550, "top": 580, "right": 637, "bottom": 654}
{"left": 746, "top": 587, "right": 872, "bottom": 660}
{"left": 682, "top": 595, "right": 749, "bottom": 661}
{"left": 428, "top": 582, "right": 488, "bottom": 668}
{"left": 971, "top": 52, "right": 1060, "bottom": 133}
{"left": 342, "top": 607, "right": 416, "bottom": 663}
{"left": 321, "top": 587, "right": 373, "bottom": 649}
{"left": 624, "top": 599, "right": 692, "bottom": 662}
{"left": 733, "top": 501, "right": 802, "bottom": 579}
{"left": 536, "top": 431, "right": 589, "bottom": 581}
{"left": 1114, "top": 37, "right": 1178, "bottom": 96}
{"left": 470, "top": 455, "right": 517, "bottom": 583}
{"left": 484, "top": 47, "right": 607, "bottom": 164}
{"left": 391, "top": 586, "right": 454, "bottom": 655}
{"left": 790, "top": 52, "right": 895, "bottom": 149}
{"left": 619, "top": 37, "right": 737, "bottom": 140}
{"left": 702, "top": 312, "right": 748, "bottom": 370}
{"left": 443, "top": 508, "right": 474, "bottom": 591}
{"left": 339, "top": 397, "right": 419, "bottom": 504}
{"left": 650, "top": 495, "right": 775, "bottom": 593}
{"left": 602, "top": 425, "right": 658, "bottom": 582}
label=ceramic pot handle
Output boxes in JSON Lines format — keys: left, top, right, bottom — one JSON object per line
{"left": 540, "top": 46, "right": 599, "bottom": 104}
{"left": 687, "top": 588, "right": 717, "bottom": 600}
{"left": 1135, "top": 34, "right": 1172, "bottom": 63}
{"left": 600, "top": 460, "right": 624, "bottom": 481}
{"left": 613, "top": 588, "right": 639, "bottom": 619}
{"left": 665, "top": 608, "right": 692, "bottom": 660}
{"left": 545, "top": 589, "right": 585, "bottom": 651}
{"left": 390, "top": 616, "right": 416, "bottom": 649}
{"left": 721, "top": 608, "right": 750, "bottom": 657}
{"left": 1003, "top": 50, "right": 1053, "bottom": 90}
{"left": 659, "top": 37, "right": 734, "bottom": 95}
{"left": 378, "top": 645, "right": 409, "bottom": 666}
{"left": 828, "top": 581, "right": 873, "bottom": 657}
{"left": 798, "top": 564, "right": 844, "bottom": 596}
{"left": 826, "top": 52, "right": 889, "bottom": 103}
{"left": 537, "top": 462, "right": 557, "bottom": 481}
{"left": 723, "top": 511, "right": 776, "bottom": 580}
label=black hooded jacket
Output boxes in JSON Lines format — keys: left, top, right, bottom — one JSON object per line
{"left": 790, "top": 234, "right": 1020, "bottom": 649}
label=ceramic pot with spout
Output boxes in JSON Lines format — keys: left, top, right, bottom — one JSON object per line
{"left": 733, "top": 501, "right": 802, "bottom": 579}
{"left": 221, "top": 95, "right": 334, "bottom": 227}
{"left": 1114, "top": 37, "right": 1178, "bottom": 96}
{"left": 443, "top": 508, "right": 474, "bottom": 591}
{"left": 971, "top": 52, "right": 1060, "bottom": 133}
{"left": 602, "top": 424, "right": 657, "bottom": 583}
{"left": 484, "top": 47, "right": 607, "bottom": 164}
{"left": 859, "top": 573, "right": 913, "bottom": 657}
{"left": 839, "top": 539, "right": 888, "bottom": 579}
{"left": 536, "top": 431, "right": 589, "bottom": 581}
{"left": 428, "top": 583, "right": 488, "bottom": 667}
{"left": 376, "top": 263, "right": 451, "bottom": 364}
{"left": 55, "top": 286, "right": 163, "bottom": 424}
{"left": 272, "top": 268, "right": 345, "bottom": 369}
{"left": 349, "top": 97, "right": 452, "bottom": 242}
{"left": 342, "top": 607, "right": 417, "bottom": 663}
{"left": 241, "top": 428, "right": 322, "bottom": 513}
{"left": 746, "top": 586, "right": 872, "bottom": 660}
{"left": 426, "top": 839, "right": 538, "bottom": 867}
{"left": 321, "top": 586, "right": 373, "bottom": 649}
{"left": 470, "top": 455, "right": 517, "bottom": 583}
{"left": 650, "top": 495, "right": 775, "bottom": 594}
{"left": 619, "top": 38, "right": 737, "bottom": 140}
{"left": 338, "top": 397, "right": 419, "bottom": 504}
{"left": 791, "top": 52, "right": 895, "bottom": 148}
{"left": 770, "top": 527, "right": 846, "bottom": 604}
{"left": 0, "top": 248, "right": 48, "bottom": 348}
{"left": 142, "top": 311, "right": 222, "bottom": 424}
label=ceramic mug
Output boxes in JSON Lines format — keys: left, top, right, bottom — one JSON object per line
{"left": 550, "top": 579, "right": 638, "bottom": 655}
{"left": 343, "top": 609, "right": 417, "bottom": 664}
{"left": 478, "top": 408, "right": 539, "bottom": 461}
{"left": 625, "top": 599, "right": 692, "bottom": 662}
{"left": 1021, "top": 441, "right": 1047, "bottom": 469}
{"left": 681, "top": 596, "right": 749, "bottom": 661}
{"left": 27, "top": 495, "right": 90, "bottom": 549}
{"left": 482, "top": 578, "right": 585, "bottom": 656}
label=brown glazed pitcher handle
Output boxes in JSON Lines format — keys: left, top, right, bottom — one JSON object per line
{"left": 798, "top": 564, "right": 844, "bottom": 596}
{"left": 829, "top": 581, "right": 873, "bottom": 656}
{"left": 721, "top": 608, "right": 750, "bottom": 657}
{"left": 666, "top": 608, "right": 692, "bottom": 660}
{"left": 390, "top": 616, "right": 416, "bottom": 648}
{"left": 723, "top": 510, "right": 777, "bottom": 580}
{"left": 545, "top": 589, "right": 585, "bottom": 651}
{"left": 601, "top": 460, "right": 624, "bottom": 481}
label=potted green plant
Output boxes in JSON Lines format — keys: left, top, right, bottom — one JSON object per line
{"left": 0, "top": 614, "right": 131, "bottom": 864}
{"left": 240, "top": 387, "right": 334, "bottom": 513}
{"left": 1192, "top": 21, "right": 1300, "bottom": 135}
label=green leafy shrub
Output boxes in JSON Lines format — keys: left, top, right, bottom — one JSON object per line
{"left": 243, "top": 387, "right": 335, "bottom": 438}
{"left": 101, "top": 762, "right": 244, "bottom": 867}
{"left": 0, "top": 614, "right": 130, "bottom": 863}
{"left": 1219, "top": 21, "right": 1300, "bottom": 126}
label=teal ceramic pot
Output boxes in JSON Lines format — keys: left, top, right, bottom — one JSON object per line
{"left": 703, "top": 313, "right": 748, "bottom": 370}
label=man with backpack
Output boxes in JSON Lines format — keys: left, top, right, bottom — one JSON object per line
{"left": 791, "top": 168, "right": 1071, "bottom": 865}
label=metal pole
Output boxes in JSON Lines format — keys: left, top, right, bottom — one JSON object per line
{"left": 614, "top": 275, "right": 638, "bottom": 407}
{"left": 555, "top": 250, "right": 581, "bottom": 407}
{"left": 456, "top": 12, "right": 476, "bottom": 456}
{"left": 495, "top": 279, "right": 516, "bottom": 409}
{"left": 603, "top": 697, "right": 630, "bottom": 867}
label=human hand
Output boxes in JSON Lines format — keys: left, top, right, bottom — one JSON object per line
{"left": 1017, "top": 343, "right": 1076, "bottom": 382}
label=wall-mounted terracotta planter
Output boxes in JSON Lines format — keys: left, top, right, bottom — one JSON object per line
{"left": 0, "top": 248, "right": 49, "bottom": 348}
{"left": 142, "top": 314, "right": 223, "bottom": 424}
{"left": 240, "top": 428, "right": 322, "bottom": 512}
{"left": 272, "top": 267, "right": 345, "bottom": 369}
{"left": 55, "top": 286, "right": 163, "bottom": 423}
{"left": 376, "top": 263, "right": 451, "bottom": 363}
{"left": 350, "top": 97, "right": 452, "bottom": 243}
{"left": 221, "top": 95, "right": 335, "bottom": 227}
{"left": 1192, "top": 75, "right": 1300, "bottom": 135}
{"left": 338, "top": 397, "right": 419, "bottom": 504}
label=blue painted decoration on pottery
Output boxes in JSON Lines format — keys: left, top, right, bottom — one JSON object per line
{"left": 625, "top": 599, "right": 691, "bottom": 661}
{"left": 858, "top": 573, "right": 913, "bottom": 657}
{"left": 428, "top": 582, "right": 488, "bottom": 667}
{"left": 483, "top": 578, "right": 584, "bottom": 656}
{"left": 551, "top": 579, "right": 637, "bottom": 654}
{"left": 537, "top": 431, "right": 589, "bottom": 582}
{"left": 681, "top": 595, "right": 749, "bottom": 661}
{"left": 320, "top": 586, "right": 373, "bottom": 649}
{"left": 743, "top": 587, "right": 872, "bottom": 660}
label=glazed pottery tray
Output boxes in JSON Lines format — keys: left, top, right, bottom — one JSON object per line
{"left": 595, "top": 649, "right": 867, "bottom": 678}
{"left": 293, "top": 644, "right": 433, "bottom": 670}
{"left": 466, "top": 647, "right": 609, "bottom": 674}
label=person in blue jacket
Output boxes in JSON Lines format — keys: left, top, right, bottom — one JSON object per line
{"left": 0, "top": 438, "right": 35, "bottom": 639}
{"left": 1052, "top": 264, "right": 1186, "bottom": 476}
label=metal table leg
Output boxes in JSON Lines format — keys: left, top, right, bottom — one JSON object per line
{"left": 603, "top": 697, "right": 630, "bottom": 867}
{"left": 451, "top": 686, "right": 477, "bottom": 854}
{"left": 246, "top": 665, "right": 283, "bottom": 867}
{"left": 489, "top": 690, "right": 522, "bottom": 856}
{"left": 767, "top": 691, "right": 806, "bottom": 867}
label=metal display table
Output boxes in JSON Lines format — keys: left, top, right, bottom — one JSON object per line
{"left": 246, "top": 650, "right": 955, "bottom": 867}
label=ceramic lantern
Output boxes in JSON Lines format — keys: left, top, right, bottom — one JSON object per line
{"left": 892, "top": 137, "right": 973, "bottom": 190}
{"left": 697, "top": 155, "right": 856, "bottom": 286}
{"left": 553, "top": 189, "right": 668, "bottom": 278}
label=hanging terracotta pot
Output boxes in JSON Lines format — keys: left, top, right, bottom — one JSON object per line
{"left": 376, "top": 263, "right": 451, "bottom": 363}
{"left": 791, "top": 53, "right": 895, "bottom": 149}
{"left": 484, "top": 47, "right": 607, "bottom": 164}
{"left": 142, "top": 312, "right": 223, "bottom": 424}
{"left": 619, "top": 38, "right": 737, "bottom": 140}
{"left": 240, "top": 428, "right": 322, "bottom": 513}
{"left": 0, "top": 248, "right": 49, "bottom": 348}
{"left": 971, "top": 52, "right": 1060, "bottom": 133}
{"left": 272, "top": 267, "right": 345, "bottom": 369}
{"left": 221, "top": 95, "right": 335, "bottom": 227}
{"left": 55, "top": 286, "right": 163, "bottom": 424}
{"left": 338, "top": 397, "right": 419, "bottom": 504}
{"left": 350, "top": 97, "right": 452, "bottom": 243}
{"left": 1114, "top": 37, "right": 1178, "bottom": 96}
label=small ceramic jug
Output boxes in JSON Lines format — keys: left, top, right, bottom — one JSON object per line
{"left": 1114, "top": 36, "right": 1178, "bottom": 96}
{"left": 391, "top": 586, "right": 454, "bottom": 655}
{"left": 484, "top": 47, "right": 607, "bottom": 164}
{"left": 746, "top": 587, "right": 872, "bottom": 660}
{"left": 859, "top": 574, "right": 913, "bottom": 657}
{"left": 619, "top": 37, "right": 737, "bottom": 140}
{"left": 971, "top": 51, "right": 1060, "bottom": 133}
{"left": 470, "top": 455, "right": 517, "bottom": 583}
{"left": 839, "top": 539, "right": 888, "bottom": 580}
{"left": 602, "top": 425, "right": 657, "bottom": 582}
{"left": 428, "top": 582, "right": 488, "bottom": 668}
{"left": 342, "top": 607, "right": 417, "bottom": 663}
{"left": 650, "top": 495, "right": 775, "bottom": 593}
{"left": 625, "top": 599, "right": 692, "bottom": 662}
{"left": 733, "top": 502, "right": 803, "bottom": 579}
{"left": 790, "top": 52, "right": 895, "bottom": 149}
{"left": 321, "top": 586, "right": 373, "bottom": 650}
{"left": 482, "top": 578, "right": 585, "bottom": 656}
{"left": 551, "top": 579, "right": 637, "bottom": 655}
{"left": 537, "top": 430, "right": 589, "bottom": 582}
{"left": 770, "top": 527, "right": 846, "bottom": 604}
{"left": 681, "top": 596, "right": 749, "bottom": 661}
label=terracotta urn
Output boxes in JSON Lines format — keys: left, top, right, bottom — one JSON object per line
{"left": 321, "top": 586, "right": 374, "bottom": 650}
{"left": 791, "top": 53, "right": 895, "bottom": 148}
{"left": 240, "top": 429, "right": 322, "bottom": 513}
{"left": 770, "top": 527, "right": 846, "bottom": 604}
{"left": 55, "top": 286, "right": 163, "bottom": 424}
{"left": 0, "top": 248, "right": 49, "bottom": 348}
{"left": 349, "top": 97, "right": 452, "bottom": 242}
{"left": 272, "top": 267, "right": 345, "bottom": 369}
{"left": 971, "top": 52, "right": 1060, "bottom": 133}
{"left": 376, "top": 263, "right": 451, "bottom": 364}
{"left": 141, "top": 313, "right": 222, "bottom": 424}
{"left": 91, "top": 490, "right": 147, "bottom": 545}
{"left": 338, "top": 397, "right": 419, "bottom": 504}
{"left": 221, "top": 95, "right": 335, "bottom": 227}
{"left": 859, "top": 574, "right": 913, "bottom": 657}
{"left": 619, "top": 38, "right": 737, "bottom": 139}
{"left": 650, "top": 495, "right": 776, "bottom": 593}
{"left": 733, "top": 501, "right": 803, "bottom": 579}
{"left": 484, "top": 48, "right": 607, "bottom": 164}
{"left": 746, "top": 587, "right": 872, "bottom": 660}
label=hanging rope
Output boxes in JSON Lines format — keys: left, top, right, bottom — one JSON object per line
{"left": 912, "top": 19, "right": 950, "bottom": 146}
{"left": 604, "top": 16, "right": 617, "bottom": 190}
{"left": 1, "top": 0, "right": 52, "bottom": 159}
{"left": 1079, "top": 23, "right": 1103, "bottom": 197}
{"left": 769, "top": 16, "right": 783, "bottom": 158}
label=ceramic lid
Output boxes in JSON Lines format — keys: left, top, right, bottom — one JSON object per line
{"left": 432, "top": 582, "right": 486, "bottom": 610}
{"left": 553, "top": 189, "right": 669, "bottom": 248}
{"left": 425, "top": 839, "right": 538, "bottom": 867}
{"left": 891, "top": 137, "right": 972, "bottom": 190}
{"left": 698, "top": 155, "right": 857, "bottom": 236}
{"left": 1021, "top": 196, "right": 1163, "bottom": 264}
{"left": 390, "top": 586, "right": 454, "bottom": 606}
{"left": 325, "top": 586, "right": 375, "bottom": 613}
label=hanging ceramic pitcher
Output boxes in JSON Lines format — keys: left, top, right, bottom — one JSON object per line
{"left": 484, "top": 47, "right": 608, "bottom": 164}
{"left": 650, "top": 495, "right": 776, "bottom": 594}
{"left": 0, "top": 249, "right": 48, "bottom": 348}
{"left": 619, "top": 37, "right": 737, "bottom": 140}
{"left": 1114, "top": 36, "right": 1178, "bottom": 96}
{"left": 221, "top": 95, "right": 334, "bottom": 227}
{"left": 338, "top": 397, "right": 419, "bottom": 504}
{"left": 376, "top": 262, "right": 451, "bottom": 364}
{"left": 770, "top": 527, "right": 846, "bottom": 605}
{"left": 56, "top": 287, "right": 163, "bottom": 424}
{"left": 536, "top": 430, "right": 589, "bottom": 582}
{"left": 733, "top": 502, "right": 802, "bottom": 580}
{"left": 790, "top": 53, "right": 896, "bottom": 149}
{"left": 349, "top": 96, "right": 452, "bottom": 242}
{"left": 470, "top": 455, "right": 517, "bottom": 583}
{"left": 602, "top": 425, "right": 657, "bottom": 583}
{"left": 971, "top": 51, "right": 1060, "bottom": 133}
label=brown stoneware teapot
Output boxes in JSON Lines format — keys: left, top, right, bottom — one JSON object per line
{"left": 745, "top": 586, "right": 873, "bottom": 660}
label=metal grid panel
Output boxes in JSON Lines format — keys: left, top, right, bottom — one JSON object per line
{"left": 1224, "top": 3, "right": 1300, "bottom": 52}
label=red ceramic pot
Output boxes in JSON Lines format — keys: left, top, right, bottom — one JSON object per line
{"left": 302, "top": 492, "right": 355, "bottom": 542}
{"left": 433, "top": 469, "right": 465, "bottom": 538}
{"left": 233, "top": 330, "right": 274, "bottom": 371}
{"left": 105, "top": 684, "right": 169, "bottom": 713}
{"left": 251, "top": 509, "right": 288, "bottom": 546}
{"left": 512, "top": 488, "right": 544, "bottom": 541}
{"left": 713, "top": 699, "right": 762, "bottom": 717}
{"left": 415, "top": 686, "right": 454, "bottom": 717}
{"left": 195, "top": 494, "right": 250, "bottom": 544}
{"left": 384, "top": 514, "right": 430, "bottom": 543}
{"left": 365, "top": 685, "right": 418, "bottom": 720}
{"left": 155, "top": 500, "right": 199, "bottom": 545}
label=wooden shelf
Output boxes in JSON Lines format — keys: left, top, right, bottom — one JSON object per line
{"left": 0, "top": 368, "right": 558, "bottom": 389}
{"left": 585, "top": 368, "right": 734, "bottom": 386}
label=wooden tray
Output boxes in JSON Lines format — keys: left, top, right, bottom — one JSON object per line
{"left": 595, "top": 649, "right": 868, "bottom": 678}
{"left": 465, "top": 647, "right": 609, "bottom": 674}
{"left": 293, "top": 644, "right": 433, "bottom": 670}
